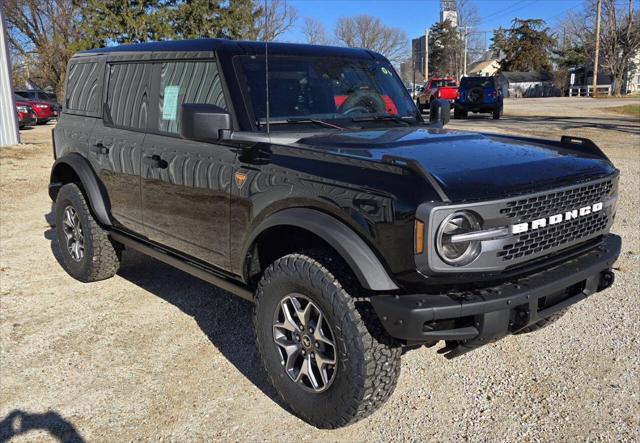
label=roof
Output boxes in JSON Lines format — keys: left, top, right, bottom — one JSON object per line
{"left": 500, "top": 71, "right": 553, "bottom": 83}
{"left": 468, "top": 59, "right": 498, "bottom": 73}
{"left": 78, "top": 38, "right": 380, "bottom": 60}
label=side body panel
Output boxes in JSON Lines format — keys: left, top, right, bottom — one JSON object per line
{"left": 141, "top": 134, "right": 235, "bottom": 269}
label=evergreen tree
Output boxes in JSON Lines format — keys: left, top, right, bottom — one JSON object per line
{"left": 428, "top": 20, "right": 463, "bottom": 78}
{"left": 491, "top": 19, "right": 557, "bottom": 72}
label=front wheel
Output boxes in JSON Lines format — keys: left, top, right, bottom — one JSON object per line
{"left": 254, "top": 250, "right": 401, "bottom": 428}
{"left": 55, "top": 183, "right": 121, "bottom": 282}
{"left": 493, "top": 106, "right": 502, "bottom": 120}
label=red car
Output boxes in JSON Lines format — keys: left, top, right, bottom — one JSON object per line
{"left": 15, "top": 100, "right": 37, "bottom": 129}
{"left": 14, "top": 94, "right": 58, "bottom": 124}
{"left": 416, "top": 77, "right": 459, "bottom": 112}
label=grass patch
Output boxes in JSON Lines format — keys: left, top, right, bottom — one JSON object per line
{"left": 604, "top": 104, "right": 640, "bottom": 117}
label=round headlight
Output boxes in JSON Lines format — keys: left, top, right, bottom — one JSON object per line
{"left": 436, "top": 211, "right": 482, "bottom": 266}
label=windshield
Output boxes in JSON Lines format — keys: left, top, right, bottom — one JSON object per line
{"left": 460, "top": 77, "right": 495, "bottom": 88}
{"left": 236, "top": 55, "right": 417, "bottom": 128}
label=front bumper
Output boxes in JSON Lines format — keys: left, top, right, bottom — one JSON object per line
{"left": 371, "top": 234, "right": 621, "bottom": 358}
{"left": 18, "top": 114, "right": 37, "bottom": 127}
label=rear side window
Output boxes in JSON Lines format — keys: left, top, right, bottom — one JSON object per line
{"left": 460, "top": 77, "right": 496, "bottom": 89}
{"left": 158, "top": 61, "right": 227, "bottom": 134}
{"left": 66, "top": 62, "right": 100, "bottom": 113}
{"left": 106, "top": 63, "right": 151, "bottom": 131}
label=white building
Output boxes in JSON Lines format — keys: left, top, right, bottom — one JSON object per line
{"left": 467, "top": 59, "right": 500, "bottom": 77}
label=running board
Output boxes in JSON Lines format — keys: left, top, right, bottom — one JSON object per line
{"left": 109, "top": 231, "right": 254, "bottom": 302}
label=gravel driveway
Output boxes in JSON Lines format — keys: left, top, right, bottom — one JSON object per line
{"left": 1, "top": 97, "right": 639, "bottom": 441}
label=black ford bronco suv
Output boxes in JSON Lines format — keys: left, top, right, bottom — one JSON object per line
{"left": 50, "top": 39, "right": 620, "bottom": 428}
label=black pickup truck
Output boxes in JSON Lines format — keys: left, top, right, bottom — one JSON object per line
{"left": 50, "top": 39, "right": 620, "bottom": 429}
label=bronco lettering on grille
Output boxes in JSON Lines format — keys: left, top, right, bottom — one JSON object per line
{"left": 510, "top": 202, "right": 603, "bottom": 234}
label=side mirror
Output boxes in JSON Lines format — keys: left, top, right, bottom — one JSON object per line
{"left": 429, "top": 99, "right": 450, "bottom": 126}
{"left": 180, "top": 104, "right": 232, "bottom": 142}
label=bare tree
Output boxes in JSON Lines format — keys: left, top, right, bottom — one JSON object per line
{"left": 334, "top": 15, "right": 408, "bottom": 63}
{"left": 301, "top": 17, "right": 329, "bottom": 45}
{"left": 456, "top": 0, "right": 483, "bottom": 65}
{"left": 557, "top": 0, "right": 639, "bottom": 95}
{"left": 600, "top": 0, "right": 639, "bottom": 95}
{"left": 256, "top": 0, "right": 298, "bottom": 41}
{"left": 4, "top": 0, "right": 82, "bottom": 97}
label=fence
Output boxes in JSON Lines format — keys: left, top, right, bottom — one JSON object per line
{"left": 568, "top": 85, "right": 612, "bottom": 97}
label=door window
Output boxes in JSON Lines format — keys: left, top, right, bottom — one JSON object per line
{"left": 158, "top": 61, "right": 227, "bottom": 135}
{"left": 106, "top": 63, "right": 151, "bottom": 131}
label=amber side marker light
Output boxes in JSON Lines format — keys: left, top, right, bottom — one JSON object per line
{"left": 415, "top": 220, "right": 425, "bottom": 254}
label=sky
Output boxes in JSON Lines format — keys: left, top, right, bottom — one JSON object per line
{"left": 279, "top": 0, "right": 629, "bottom": 44}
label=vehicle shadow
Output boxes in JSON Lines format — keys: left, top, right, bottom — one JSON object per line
{"left": 0, "top": 409, "right": 84, "bottom": 443}
{"left": 115, "top": 250, "right": 286, "bottom": 409}
{"left": 43, "top": 206, "right": 289, "bottom": 414}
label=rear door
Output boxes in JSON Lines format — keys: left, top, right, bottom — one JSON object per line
{"left": 91, "top": 61, "right": 152, "bottom": 234}
{"left": 141, "top": 59, "right": 234, "bottom": 270}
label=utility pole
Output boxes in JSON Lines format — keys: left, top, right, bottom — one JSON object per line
{"left": 463, "top": 26, "right": 469, "bottom": 77}
{"left": 592, "top": 0, "right": 602, "bottom": 97}
{"left": 424, "top": 28, "right": 429, "bottom": 82}
{"left": 460, "top": 26, "right": 471, "bottom": 78}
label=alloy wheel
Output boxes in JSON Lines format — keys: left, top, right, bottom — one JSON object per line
{"left": 62, "top": 205, "right": 84, "bottom": 262}
{"left": 272, "top": 293, "right": 337, "bottom": 393}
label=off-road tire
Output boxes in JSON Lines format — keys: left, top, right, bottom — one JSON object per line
{"left": 514, "top": 308, "right": 569, "bottom": 334}
{"left": 492, "top": 106, "right": 502, "bottom": 120}
{"left": 55, "top": 183, "right": 121, "bottom": 282}
{"left": 254, "top": 249, "right": 402, "bottom": 429}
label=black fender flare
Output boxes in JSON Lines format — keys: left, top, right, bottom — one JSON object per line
{"left": 243, "top": 208, "right": 399, "bottom": 291}
{"left": 49, "top": 153, "right": 112, "bottom": 226}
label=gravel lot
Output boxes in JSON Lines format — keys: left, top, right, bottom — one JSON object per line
{"left": 1, "top": 97, "right": 639, "bottom": 441}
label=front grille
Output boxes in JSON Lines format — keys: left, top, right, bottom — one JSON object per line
{"left": 498, "top": 210, "right": 609, "bottom": 262}
{"left": 500, "top": 180, "right": 613, "bottom": 221}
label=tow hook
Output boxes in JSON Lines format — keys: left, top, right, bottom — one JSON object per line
{"left": 598, "top": 270, "right": 615, "bottom": 291}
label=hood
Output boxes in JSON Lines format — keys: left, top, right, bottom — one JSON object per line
{"left": 297, "top": 127, "right": 617, "bottom": 202}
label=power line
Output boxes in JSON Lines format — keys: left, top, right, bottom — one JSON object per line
{"left": 478, "top": 0, "right": 535, "bottom": 23}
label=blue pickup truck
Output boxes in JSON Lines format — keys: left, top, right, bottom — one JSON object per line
{"left": 454, "top": 76, "right": 503, "bottom": 119}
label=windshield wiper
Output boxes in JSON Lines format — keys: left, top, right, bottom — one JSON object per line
{"left": 350, "top": 115, "right": 413, "bottom": 126}
{"left": 276, "top": 118, "right": 345, "bottom": 129}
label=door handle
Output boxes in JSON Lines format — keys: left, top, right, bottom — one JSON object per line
{"left": 143, "top": 154, "right": 168, "bottom": 169}
{"left": 90, "top": 143, "right": 109, "bottom": 155}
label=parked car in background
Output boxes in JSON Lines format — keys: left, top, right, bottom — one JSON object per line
{"left": 15, "top": 94, "right": 58, "bottom": 124}
{"left": 15, "top": 100, "right": 37, "bottom": 128}
{"left": 15, "top": 89, "right": 61, "bottom": 112}
{"left": 454, "top": 76, "right": 503, "bottom": 119}
{"left": 416, "top": 77, "right": 458, "bottom": 112}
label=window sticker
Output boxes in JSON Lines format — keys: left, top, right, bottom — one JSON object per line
{"left": 162, "top": 85, "right": 180, "bottom": 120}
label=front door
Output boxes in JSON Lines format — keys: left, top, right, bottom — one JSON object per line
{"left": 141, "top": 60, "right": 234, "bottom": 270}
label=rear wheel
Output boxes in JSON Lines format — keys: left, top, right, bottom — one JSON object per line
{"left": 492, "top": 106, "right": 502, "bottom": 120}
{"left": 416, "top": 99, "right": 424, "bottom": 113}
{"left": 55, "top": 183, "right": 121, "bottom": 282}
{"left": 254, "top": 249, "right": 401, "bottom": 428}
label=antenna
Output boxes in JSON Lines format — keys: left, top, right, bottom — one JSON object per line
{"left": 264, "top": 0, "right": 270, "bottom": 133}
